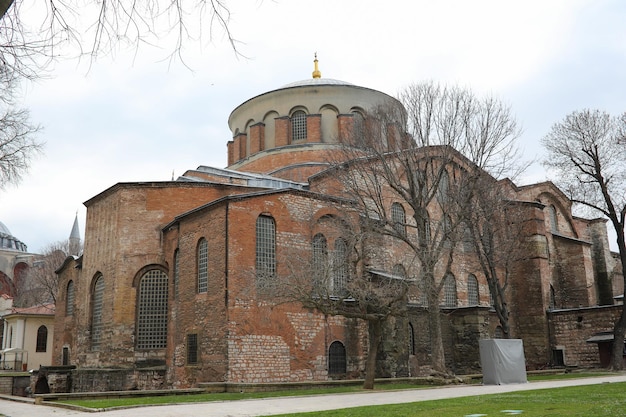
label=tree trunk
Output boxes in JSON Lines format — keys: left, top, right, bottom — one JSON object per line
{"left": 428, "top": 303, "right": 446, "bottom": 372}
{"left": 363, "top": 319, "right": 382, "bottom": 389}
{"left": 610, "top": 227, "right": 626, "bottom": 370}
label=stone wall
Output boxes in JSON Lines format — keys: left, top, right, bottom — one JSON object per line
{"left": 548, "top": 305, "right": 621, "bottom": 368}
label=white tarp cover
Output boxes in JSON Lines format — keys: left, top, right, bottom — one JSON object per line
{"left": 479, "top": 339, "right": 527, "bottom": 385}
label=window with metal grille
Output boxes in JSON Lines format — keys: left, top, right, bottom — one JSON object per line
{"left": 332, "top": 238, "right": 349, "bottom": 296}
{"left": 66, "top": 280, "right": 75, "bottom": 316}
{"left": 408, "top": 322, "right": 415, "bottom": 355}
{"left": 443, "top": 274, "right": 457, "bottom": 307}
{"left": 36, "top": 325, "right": 47, "bottom": 352}
{"left": 173, "top": 249, "right": 179, "bottom": 299}
{"left": 187, "top": 333, "right": 198, "bottom": 365}
{"left": 197, "top": 239, "right": 208, "bottom": 293}
{"left": 391, "top": 202, "right": 406, "bottom": 237}
{"left": 312, "top": 233, "right": 328, "bottom": 293}
{"left": 328, "top": 341, "right": 346, "bottom": 375}
{"left": 256, "top": 215, "right": 276, "bottom": 291}
{"left": 91, "top": 275, "right": 104, "bottom": 350}
{"left": 467, "top": 274, "right": 479, "bottom": 306}
{"left": 291, "top": 110, "right": 307, "bottom": 141}
{"left": 136, "top": 269, "right": 169, "bottom": 350}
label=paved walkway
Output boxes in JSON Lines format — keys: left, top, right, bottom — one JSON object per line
{"left": 1, "top": 374, "right": 626, "bottom": 417}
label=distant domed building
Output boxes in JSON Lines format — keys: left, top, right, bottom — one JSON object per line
{"left": 53, "top": 57, "right": 623, "bottom": 393}
{"left": 0, "top": 221, "right": 32, "bottom": 297}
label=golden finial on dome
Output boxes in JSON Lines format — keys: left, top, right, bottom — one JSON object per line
{"left": 312, "top": 52, "right": 322, "bottom": 79}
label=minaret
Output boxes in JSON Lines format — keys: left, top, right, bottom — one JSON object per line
{"left": 69, "top": 213, "right": 81, "bottom": 256}
{"left": 312, "top": 52, "right": 322, "bottom": 79}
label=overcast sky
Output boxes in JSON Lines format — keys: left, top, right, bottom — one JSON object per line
{"left": 0, "top": 0, "right": 624, "bottom": 253}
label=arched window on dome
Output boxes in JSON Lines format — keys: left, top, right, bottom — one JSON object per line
{"left": 291, "top": 110, "right": 307, "bottom": 141}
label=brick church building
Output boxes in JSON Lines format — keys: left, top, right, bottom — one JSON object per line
{"left": 53, "top": 59, "right": 624, "bottom": 391}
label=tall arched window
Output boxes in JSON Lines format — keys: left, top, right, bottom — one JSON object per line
{"left": 408, "top": 322, "right": 415, "bottom": 355}
{"left": 467, "top": 274, "right": 479, "bottom": 306}
{"left": 197, "top": 239, "right": 208, "bottom": 293}
{"left": 66, "top": 280, "right": 75, "bottom": 316}
{"left": 36, "top": 325, "right": 48, "bottom": 352}
{"left": 352, "top": 111, "right": 365, "bottom": 144}
{"left": 256, "top": 215, "right": 276, "bottom": 291}
{"left": 291, "top": 110, "right": 307, "bottom": 141}
{"left": 312, "top": 233, "right": 328, "bottom": 292}
{"left": 437, "top": 169, "right": 450, "bottom": 205}
{"left": 332, "top": 238, "right": 349, "bottom": 296}
{"left": 443, "top": 274, "right": 457, "bottom": 307}
{"left": 391, "top": 202, "right": 406, "bottom": 237}
{"left": 549, "top": 284, "right": 556, "bottom": 310}
{"left": 548, "top": 205, "right": 559, "bottom": 233}
{"left": 328, "top": 341, "right": 347, "bottom": 375}
{"left": 173, "top": 249, "right": 180, "bottom": 299}
{"left": 91, "top": 274, "right": 105, "bottom": 350}
{"left": 137, "top": 269, "right": 169, "bottom": 349}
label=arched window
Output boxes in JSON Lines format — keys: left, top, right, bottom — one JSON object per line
{"left": 548, "top": 205, "right": 559, "bottom": 233}
{"left": 549, "top": 284, "right": 556, "bottom": 310}
{"left": 328, "top": 341, "right": 347, "bottom": 375}
{"left": 312, "top": 233, "right": 328, "bottom": 292}
{"left": 62, "top": 347, "right": 70, "bottom": 365}
{"left": 291, "top": 110, "right": 307, "bottom": 141}
{"left": 137, "top": 269, "right": 169, "bottom": 349}
{"left": 443, "top": 274, "right": 457, "bottom": 307}
{"left": 494, "top": 326, "right": 504, "bottom": 339}
{"left": 197, "top": 239, "right": 208, "bottom": 293}
{"left": 352, "top": 111, "right": 365, "bottom": 144}
{"left": 408, "top": 322, "right": 415, "bottom": 355}
{"left": 173, "top": 249, "right": 180, "bottom": 299}
{"left": 332, "top": 238, "right": 349, "bottom": 296}
{"left": 467, "top": 274, "right": 479, "bottom": 306}
{"left": 256, "top": 215, "right": 276, "bottom": 291}
{"left": 437, "top": 169, "right": 450, "bottom": 205}
{"left": 391, "top": 202, "right": 406, "bottom": 237}
{"left": 36, "top": 325, "right": 48, "bottom": 352}
{"left": 66, "top": 280, "right": 75, "bottom": 316}
{"left": 91, "top": 274, "right": 105, "bottom": 350}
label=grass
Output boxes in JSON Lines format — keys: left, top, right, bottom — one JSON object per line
{"left": 55, "top": 372, "right": 614, "bottom": 412}
{"left": 272, "top": 382, "right": 626, "bottom": 417}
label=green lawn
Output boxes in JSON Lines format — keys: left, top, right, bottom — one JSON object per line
{"left": 272, "top": 382, "right": 626, "bottom": 417}
{"left": 56, "top": 373, "right": 616, "bottom": 413}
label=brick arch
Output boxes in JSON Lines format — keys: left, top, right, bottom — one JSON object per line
{"left": 131, "top": 264, "right": 169, "bottom": 288}
{"left": 536, "top": 192, "right": 576, "bottom": 238}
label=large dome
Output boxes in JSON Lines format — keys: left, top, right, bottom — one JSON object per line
{"left": 0, "top": 221, "right": 28, "bottom": 252}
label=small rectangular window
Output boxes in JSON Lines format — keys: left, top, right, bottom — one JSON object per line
{"left": 187, "top": 334, "right": 198, "bottom": 365}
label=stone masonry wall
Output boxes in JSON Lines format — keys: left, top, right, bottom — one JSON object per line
{"left": 548, "top": 305, "right": 621, "bottom": 368}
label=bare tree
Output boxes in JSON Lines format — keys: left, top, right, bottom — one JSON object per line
{"left": 0, "top": 66, "right": 41, "bottom": 189}
{"left": 277, "top": 210, "right": 412, "bottom": 389}
{"left": 460, "top": 173, "right": 531, "bottom": 339}
{"left": 15, "top": 240, "right": 72, "bottom": 307}
{"left": 319, "top": 81, "right": 523, "bottom": 373}
{"left": 542, "top": 109, "right": 626, "bottom": 370}
{"left": 1, "top": 0, "right": 240, "bottom": 78}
